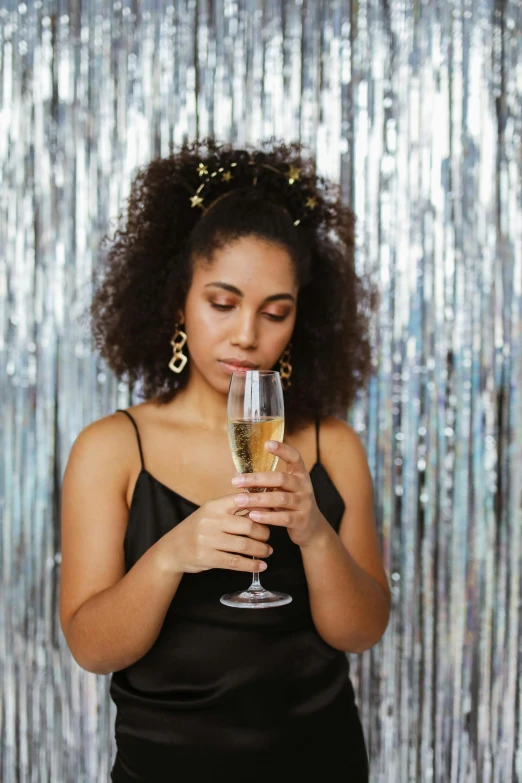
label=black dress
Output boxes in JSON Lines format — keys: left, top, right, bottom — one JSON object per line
{"left": 109, "top": 410, "right": 369, "bottom": 782}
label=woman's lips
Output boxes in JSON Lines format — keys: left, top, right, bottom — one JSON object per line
{"left": 218, "top": 360, "right": 259, "bottom": 374}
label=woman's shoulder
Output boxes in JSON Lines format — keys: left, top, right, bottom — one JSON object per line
{"left": 319, "top": 414, "right": 360, "bottom": 439}
{"left": 318, "top": 415, "right": 368, "bottom": 460}
{"left": 65, "top": 407, "right": 146, "bottom": 480}
{"left": 72, "top": 407, "right": 133, "bottom": 445}
{"left": 294, "top": 414, "right": 359, "bottom": 444}
{"left": 286, "top": 415, "right": 358, "bottom": 470}
{"left": 317, "top": 415, "right": 372, "bottom": 498}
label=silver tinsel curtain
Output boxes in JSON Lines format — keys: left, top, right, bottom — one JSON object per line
{"left": 1, "top": 1, "right": 521, "bottom": 781}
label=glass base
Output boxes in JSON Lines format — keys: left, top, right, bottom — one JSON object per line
{"left": 220, "top": 587, "right": 293, "bottom": 609}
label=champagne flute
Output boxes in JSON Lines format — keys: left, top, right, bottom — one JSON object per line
{"left": 220, "top": 370, "right": 292, "bottom": 608}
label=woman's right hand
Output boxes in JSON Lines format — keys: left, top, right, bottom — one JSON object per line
{"left": 155, "top": 494, "right": 273, "bottom": 575}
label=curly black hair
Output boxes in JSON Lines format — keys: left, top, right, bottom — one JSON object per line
{"left": 91, "top": 137, "right": 378, "bottom": 434}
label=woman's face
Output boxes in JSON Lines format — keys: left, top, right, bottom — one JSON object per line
{"left": 181, "top": 235, "right": 298, "bottom": 394}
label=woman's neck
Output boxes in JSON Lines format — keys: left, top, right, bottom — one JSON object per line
{"left": 163, "top": 372, "right": 228, "bottom": 433}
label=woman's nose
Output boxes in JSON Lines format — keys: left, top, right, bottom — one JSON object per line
{"left": 231, "top": 313, "right": 258, "bottom": 348}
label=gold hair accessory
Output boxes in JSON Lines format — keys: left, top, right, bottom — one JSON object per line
{"left": 169, "top": 324, "right": 188, "bottom": 374}
{"left": 186, "top": 151, "right": 317, "bottom": 227}
{"left": 279, "top": 343, "right": 292, "bottom": 391}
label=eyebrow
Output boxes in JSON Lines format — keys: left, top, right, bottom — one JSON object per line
{"left": 204, "top": 282, "right": 295, "bottom": 303}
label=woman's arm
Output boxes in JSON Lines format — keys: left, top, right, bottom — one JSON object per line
{"left": 300, "top": 527, "right": 390, "bottom": 653}
{"left": 64, "top": 547, "right": 182, "bottom": 676}
{"left": 60, "top": 416, "right": 183, "bottom": 675}
{"left": 300, "top": 418, "right": 390, "bottom": 653}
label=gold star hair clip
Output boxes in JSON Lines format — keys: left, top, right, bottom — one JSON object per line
{"left": 188, "top": 158, "right": 317, "bottom": 226}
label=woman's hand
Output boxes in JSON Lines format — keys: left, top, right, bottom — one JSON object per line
{"left": 230, "top": 440, "right": 329, "bottom": 548}
{"left": 156, "top": 496, "right": 273, "bottom": 576}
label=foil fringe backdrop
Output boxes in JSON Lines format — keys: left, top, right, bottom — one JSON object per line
{"left": 0, "top": 1, "right": 521, "bottom": 781}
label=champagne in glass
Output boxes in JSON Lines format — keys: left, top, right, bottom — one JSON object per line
{"left": 228, "top": 417, "right": 284, "bottom": 478}
{"left": 220, "top": 370, "right": 292, "bottom": 609}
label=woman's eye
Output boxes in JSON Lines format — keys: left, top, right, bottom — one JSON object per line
{"left": 210, "top": 303, "right": 286, "bottom": 321}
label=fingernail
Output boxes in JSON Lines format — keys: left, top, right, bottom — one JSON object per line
{"left": 235, "top": 494, "right": 249, "bottom": 506}
{"left": 259, "top": 562, "right": 267, "bottom": 570}
{"left": 268, "top": 546, "right": 274, "bottom": 555}
{"left": 249, "top": 511, "right": 261, "bottom": 521}
{"left": 231, "top": 476, "right": 244, "bottom": 486}
{"left": 265, "top": 440, "right": 278, "bottom": 449}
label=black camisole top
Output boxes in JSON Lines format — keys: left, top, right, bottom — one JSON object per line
{"left": 109, "top": 410, "right": 369, "bottom": 782}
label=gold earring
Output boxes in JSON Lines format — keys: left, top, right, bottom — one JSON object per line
{"left": 279, "top": 343, "right": 292, "bottom": 391}
{"left": 169, "top": 324, "right": 188, "bottom": 374}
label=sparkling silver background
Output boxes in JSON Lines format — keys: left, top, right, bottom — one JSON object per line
{"left": 1, "top": 1, "right": 521, "bottom": 781}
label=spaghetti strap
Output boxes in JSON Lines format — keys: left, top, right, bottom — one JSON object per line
{"left": 117, "top": 409, "right": 145, "bottom": 470}
{"left": 315, "top": 418, "right": 321, "bottom": 464}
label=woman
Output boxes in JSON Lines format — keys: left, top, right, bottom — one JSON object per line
{"left": 60, "top": 138, "right": 390, "bottom": 781}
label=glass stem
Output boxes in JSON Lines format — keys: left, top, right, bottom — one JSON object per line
{"left": 246, "top": 486, "right": 265, "bottom": 592}
{"left": 248, "top": 558, "right": 263, "bottom": 591}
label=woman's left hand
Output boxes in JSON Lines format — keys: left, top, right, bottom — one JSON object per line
{"left": 231, "top": 440, "right": 329, "bottom": 548}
